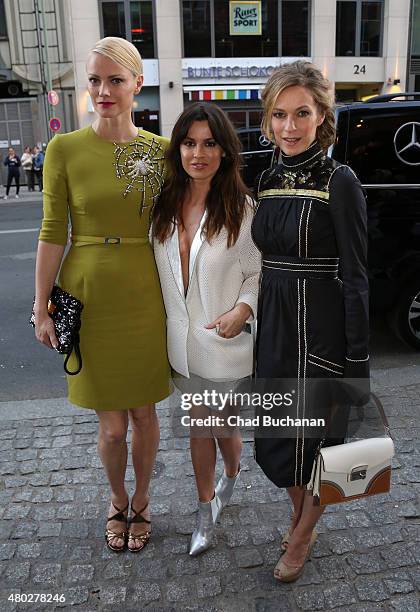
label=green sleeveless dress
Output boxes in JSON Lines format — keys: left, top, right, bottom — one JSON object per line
{"left": 39, "top": 126, "right": 170, "bottom": 410}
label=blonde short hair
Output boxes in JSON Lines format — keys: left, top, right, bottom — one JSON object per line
{"left": 90, "top": 37, "right": 143, "bottom": 77}
{"left": 261, "top": 61, "right": 336, "bottom": 151}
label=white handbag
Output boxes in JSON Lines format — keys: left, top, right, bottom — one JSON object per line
{"left": 307, "top": 398, "right": 395, "bottom": 505}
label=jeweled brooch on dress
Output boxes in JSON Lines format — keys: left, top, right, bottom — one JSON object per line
{"left": 114, "top": 135, "right": 165, "bottom": 215}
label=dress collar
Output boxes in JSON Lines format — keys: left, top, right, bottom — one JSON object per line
{"left": 280, "top": 140, "right": 323, "bottom": 169}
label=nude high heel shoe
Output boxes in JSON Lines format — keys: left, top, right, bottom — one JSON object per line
{"left": 189, "top": 494, "right": 221, "bottom": 557}
{"left": 281, "top": 527, "right": 317, "bottom": 553}
{"left": 274, "top": 532, "right": 318, "bottom": 582}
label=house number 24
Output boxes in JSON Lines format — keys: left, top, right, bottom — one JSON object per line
{"left": 354, "top": 64, "right": 366, "bottom": 75}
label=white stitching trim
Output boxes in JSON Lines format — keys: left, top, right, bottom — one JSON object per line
{"left": 308, "top": 353, "right": 344, "bottom": 370}
{"left": 305, "top": 201, "right": 312, "bottom": 258}
{"left": 257, "top": 169, "right": 267, "bottom": 195}
{"left": 262, "top": 260, "right": 338, "bottom": 267}
{"left": 301, "top": 278, "right": 307, "bottom": 485}
{"left": 258, "top": 194, "right": 329, "bottom": 205}
{"left": 327, "top": 165, "right": 341, "bottom": 191}
{"left": 306, "top": 257, "right": 340, "bottom": 260}
{"left": 327, "top": 164, "right": 358, "bottom": 191}
{"left": 346, "top": 356, "right": 369, "bottom": 362}
{"left": 298, "top": 202, "right": 305, "bottom": 258}
{"left": 295, "top": 277, "right": 301, "bottom": 486}
{"left": 282, "top": 148, "right": 323, "bottom": 168}
{"left": 308, "top": 360, "right": 344, "bottom": 376}
{"left": 262, "top": 265, "right": 338, "bottom": 273}
{"left": 255, "top": 168, "right": 269, "bottom": 214}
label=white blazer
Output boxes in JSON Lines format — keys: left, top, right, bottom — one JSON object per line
{"left": 153, "top": 201, "right": 261, "bottom": 381}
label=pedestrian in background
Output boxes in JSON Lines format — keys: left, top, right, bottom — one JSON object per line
{"left": 32, "top": 146, "right": 44, "bottom": 191}
{"left": 21, "top": 145, "right": 34, "bottom": 191}
{"left": 153, "top": 102, "right": 261, "bottom": 556}
{"left": 3, "top": 147, "right": 21, "bottom": 199}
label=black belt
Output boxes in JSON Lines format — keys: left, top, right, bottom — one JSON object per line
{"left": 262, "top": 255, "right": 339, "bottom": 279}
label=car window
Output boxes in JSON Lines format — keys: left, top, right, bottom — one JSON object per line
{"left": 347, "top": 105, "right": 420, "bottom": 185}
{"left": 237, "top": 131, "right": 250, "bottom": 152}
{"left": 238, "top": 130, "right": 272, "bottom": 153}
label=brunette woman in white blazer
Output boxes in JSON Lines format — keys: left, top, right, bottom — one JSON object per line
{"left": 153, "top": 103, "right": 261, "bottom": 556}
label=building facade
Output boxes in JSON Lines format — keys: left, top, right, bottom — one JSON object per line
{"left": 75, "top": 0, "right": 417, "bottom": 133}
{"left": 0, "top": 0, "right": 416, "bottom": 154}
{"left": 0, "top": 0, "right": 77, "bottom": 183}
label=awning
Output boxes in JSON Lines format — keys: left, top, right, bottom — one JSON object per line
{"left": 184, "top": 86, "right": 261, "bottom": 101}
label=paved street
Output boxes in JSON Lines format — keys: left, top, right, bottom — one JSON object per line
{"left": 0, "top": 198, "right": 419, "bottom": 611}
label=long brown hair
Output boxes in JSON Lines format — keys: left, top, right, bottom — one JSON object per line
{"left": 153, "top": 102, "right": 250, "bottom": 247}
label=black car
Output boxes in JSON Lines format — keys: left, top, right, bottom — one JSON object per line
{"left": 237, "top": 127, "right": 273, "bottom": 187}
{"left": 239, "top": 93, "right": 420, "bottom": 349}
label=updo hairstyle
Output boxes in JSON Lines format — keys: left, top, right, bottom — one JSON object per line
{"left": 261, "top": 61, "right": 336, "bottom": 151}
{"left": 89, "top": 37, "right": 143, "bottom": 77}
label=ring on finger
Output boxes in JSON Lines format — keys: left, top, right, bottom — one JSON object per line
{"left": 215, "top": 324, "right": 220, "bottom": 335}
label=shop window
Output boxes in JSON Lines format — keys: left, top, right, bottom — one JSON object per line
{"left": 183, "top": 1, "right": 212, "bottom": 57}
{"left": 411, "top": 0, "right": 420, "bottom": 56}
{"left": 100, "top": 0, "right": 155, "bottom": 58}
{"left": 281, "top": 1, "right": 309, "bottom": 56}
{"left": 336, "top": 2, "right": 356, "bottom": 56}
{"left": 360, "top": 2, "right": 382, "bottom": 56}
{"left": 182, "top": 1, "right": 310, "bottom": 58}
{"left": 130, "top": 1, "right": 154, "bottom": 58}
{"left": 0, "top": 0, "right": 7, "bottom": 39}
{"left": 101, "top": 2, "right": 126, "bottom": 38}
{"left": 336, "top": 0, "right": 383, "bottom": 57}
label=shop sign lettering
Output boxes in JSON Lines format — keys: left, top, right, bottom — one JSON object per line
{"left": 186, "top": 65, "right": 276, "bottom": 79}
{"left": 229, "top": 1, "right": 262, "bottom": 35}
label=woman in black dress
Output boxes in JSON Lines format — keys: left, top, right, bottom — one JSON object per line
{"left": 252, "top": 61, "right": 369, "bottom": 581}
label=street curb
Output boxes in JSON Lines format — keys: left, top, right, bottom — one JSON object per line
{"left": 1, "top": 366, "right": 420, "bottom": 422}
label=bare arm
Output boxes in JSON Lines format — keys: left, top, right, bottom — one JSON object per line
{"left": 34, "top": 240, "right": 65, "bottom": 349}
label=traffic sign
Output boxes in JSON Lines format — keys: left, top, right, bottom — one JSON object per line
{"left": 49, "top": 117, "right": 61, "bottom": 132}
{"left": 48, "top": 90, "right": 59, "bottom": 106}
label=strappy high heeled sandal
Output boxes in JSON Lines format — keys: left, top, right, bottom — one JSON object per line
{"left": 128, "top": 502, "right": 151, "bottom": 553}
{"left": 280, "top": 527, "right": 292, "bottom": 552}
{"left": 105, "top": 502, "right": 128, "bottom": 552}
{"left": 281, "top": 527, "right": 317, "bottom": 553}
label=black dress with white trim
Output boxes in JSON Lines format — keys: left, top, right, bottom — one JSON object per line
{"left": 251, "top": 140, "right": 370, "bottom": 489}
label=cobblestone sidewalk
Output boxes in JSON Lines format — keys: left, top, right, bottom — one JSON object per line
{"left": 0, "top": 384, "right": 419, "bottom": 611}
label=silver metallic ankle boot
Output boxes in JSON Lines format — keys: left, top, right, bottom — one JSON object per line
{"left": 215, "top": 466, "right": 241, "bottom": 520}
{"left": 189, "top": 494, "right": 221, "bottom": 557}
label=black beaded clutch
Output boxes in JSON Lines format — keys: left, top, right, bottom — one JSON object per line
{"left": 30, "top": 285, "right": 83, "bottom": 375}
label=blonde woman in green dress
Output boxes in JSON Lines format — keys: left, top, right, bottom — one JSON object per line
{"left": 34, "top": 37, "right": 170, "bottom": 553}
